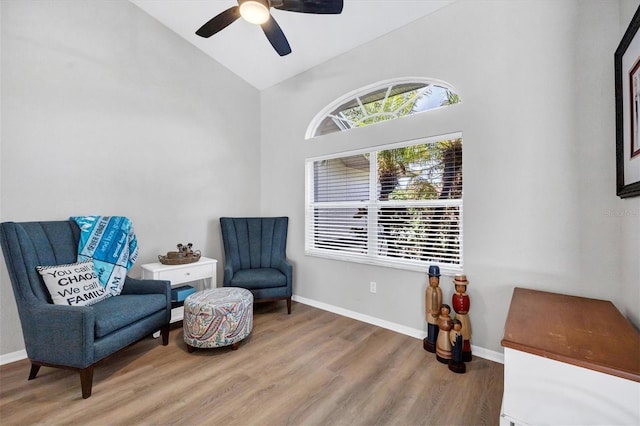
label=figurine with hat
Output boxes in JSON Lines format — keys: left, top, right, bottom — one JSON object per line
{"left": 452, "top": 273, "right": 472, "bottom": 362}
{"left": 423, "top": 265, "right": 442, "bottom": 353}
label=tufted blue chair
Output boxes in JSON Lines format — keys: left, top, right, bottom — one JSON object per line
{"left": 220, "top": 217, "right": 292, "bottom": 314}
{"left": 0, "top": 220, "right": 171, "bottom": 399}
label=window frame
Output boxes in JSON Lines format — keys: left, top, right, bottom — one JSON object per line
{"left": 305, "top": 132, "right": 463, "bottom": 275}
{"left": 305, "top": 77, "right": 460, "bottom": 139}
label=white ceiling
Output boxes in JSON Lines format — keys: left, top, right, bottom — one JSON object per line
{"left": 129, "top": 0, "right": 455, "bottom": 90}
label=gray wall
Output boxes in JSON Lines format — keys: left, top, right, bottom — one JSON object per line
{"left": 0, "top": 0, "right": 260, "bottom": 355}
{"left": 260, "top": 0, "right": 640, "bottom": 354}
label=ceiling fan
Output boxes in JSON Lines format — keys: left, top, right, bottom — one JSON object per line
{"left": 195, "top": 0, "right": 344, "bottom": 56}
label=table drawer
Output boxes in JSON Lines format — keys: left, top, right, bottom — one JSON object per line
{"left": 156, "top": 263, "right": 214, "bottom": 285}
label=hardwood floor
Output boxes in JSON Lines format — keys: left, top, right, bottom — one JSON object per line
{"left": 0, "top": 302, "right": 503, "bottom": 425}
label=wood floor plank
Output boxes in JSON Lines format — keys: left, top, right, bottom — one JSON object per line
{"left": 0, "top": 302, "right": 504, "bottom": 425}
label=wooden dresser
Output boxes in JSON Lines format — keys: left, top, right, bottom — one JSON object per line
{"left": 500, "top": 288, "right": 640, "bottom": 425}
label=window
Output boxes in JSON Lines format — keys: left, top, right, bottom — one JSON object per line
{"left": 305, "top": 133, "right": 463, "bottom": 273}
{"left": 306, "top": 78, "right": 461, "bottom": 139}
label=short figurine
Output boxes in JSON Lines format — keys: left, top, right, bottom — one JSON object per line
{"left": 423, "top": 265, "right": 442, "bottom": 353}
{"left": 448, "top": 319, "right": 466, "bottom": 374}
{"left": 451, "top": 274, "right": 472, "bottom": 362}
{"left": 435, "top": 304, "right": 453, "bottom": 364}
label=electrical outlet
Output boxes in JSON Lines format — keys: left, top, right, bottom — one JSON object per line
{"left": 369, "top": 281, "right": 377, "bottom": 293}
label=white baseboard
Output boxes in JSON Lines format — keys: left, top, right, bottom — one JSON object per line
{"left": 1, "top": 297, "right": 505, "bottom": 366}
{"left": 0, "top": 349, "right": 27, "bottom": 365}
{"left": 471, "top": 344, "right": 504, "bottom": 364}
{"left": 292, "top": 294, "right": 504, "bottom": 364}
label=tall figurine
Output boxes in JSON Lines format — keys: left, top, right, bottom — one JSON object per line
{"left": 423, "top": 265, "right": 442, "bottom": 353}
{"left": 435, "top": 303, "right": 453, "bottom": 364}
{"left": 452, "top": 274, "right": 472, "bottom": 362}
{"left": 448, "top": 319, "right": 466, "bottom": 373}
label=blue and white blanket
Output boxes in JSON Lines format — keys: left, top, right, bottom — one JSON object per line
{"left": 71, "top": 216, "right": 139, "bottom": 296}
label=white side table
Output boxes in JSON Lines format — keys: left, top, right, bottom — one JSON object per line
{"left": 141, "top": 257, "right": 217, "bottom": 324}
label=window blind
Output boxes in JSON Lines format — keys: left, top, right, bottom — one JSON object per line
{"left": 306, "top": 135, "right": 463, "bottom": 273}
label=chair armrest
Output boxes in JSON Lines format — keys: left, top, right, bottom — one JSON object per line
{"left": 121, "top": 277, "right": 171, "bottom": 321}
{"left": 223, "top": 263, "right": 235, "bottom": 286}
{"left": 276, "top": 259, "right": 293, "bottom": 290}
{"left": 277, "top": 259, "right": 292, "bottom": 275}
{"left": 22, "top": 303, "right": 95, "bottom": 368}
{"left": 121, "top": 276, "right": 171, "bottom": 296}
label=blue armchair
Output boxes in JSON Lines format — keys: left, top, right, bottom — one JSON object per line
{"left": 0, "top": 220, "right": 171, "bottom": 399}
{"left": 220, "top": 217, "right": 292, "bottom": 314}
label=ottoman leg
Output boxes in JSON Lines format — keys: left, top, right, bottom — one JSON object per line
{"left": 186, "top": 344, "right": 195, "bottom": 353}
{"left": 231, "top": 342, "right": 240, "bottom": 350}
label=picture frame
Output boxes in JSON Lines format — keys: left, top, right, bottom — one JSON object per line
{"left": 615, "top": 6, "right": 640, "bottom": 198}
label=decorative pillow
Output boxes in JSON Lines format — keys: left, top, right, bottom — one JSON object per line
{"left": 36, "top": 260, "right": 111, "bottom": 306}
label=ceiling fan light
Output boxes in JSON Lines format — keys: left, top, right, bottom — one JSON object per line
{"left": 239, "top": 0, "right": 270, "bottom": 25}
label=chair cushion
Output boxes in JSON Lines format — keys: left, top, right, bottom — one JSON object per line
{"left": 36, "top": 260, "right": 111, "bottom": 306}
{"left": 229, "top": 268, "right": 286, "bottom": 290}
{"left": 92, "top": 294, "right": 167, "bottom": 338}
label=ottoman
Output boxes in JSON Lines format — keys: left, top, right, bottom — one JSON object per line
{"left": 183, "top": 287, "right": 253, "bottom": 352}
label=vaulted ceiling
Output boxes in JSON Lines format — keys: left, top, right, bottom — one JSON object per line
{"left": 129, "top": 0, "right": 456, "bottom": 90}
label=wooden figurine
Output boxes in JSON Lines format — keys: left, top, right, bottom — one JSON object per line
{"left": 423, "top": 265, "right": 442, "bottom": 353}
{"left": 436, "top": 303, "right": 453, "bottom": 364}
{"left": 451, "top": 274, "right": 472, "bottom": 362}
{"left": 448, "top": 319, "right": 466, "bottom": 374}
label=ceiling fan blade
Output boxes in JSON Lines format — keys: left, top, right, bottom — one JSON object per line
{"left": 261, "top": 15, "right": 292, "bottom": 56}
{"left": 195, "top": 6, "right": 241, "bottom": 38}
{"left": 273, "top": 0, "right": 343, "bottom": 14}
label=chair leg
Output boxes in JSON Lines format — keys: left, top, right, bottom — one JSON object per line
{"left": 28, "top": 363, "right": 41, "bottom": 380}
{"left": 160, "top": 324, "right": 170, "bottom": 346}
{"left": 79, "top": 366, "right": 94, "bottom": 399}
{"left": 28, "top": 361, "right": 93, "bottom": 399}
{"left": 286, "top": 297, "right": 292, "bottom": 315}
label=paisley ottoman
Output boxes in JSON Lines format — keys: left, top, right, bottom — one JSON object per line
{"left": 183, "top": 287, "right": 253, "bottom": 352}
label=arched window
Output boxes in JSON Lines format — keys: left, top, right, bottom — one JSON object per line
{"left": 306, "top": 78, "right": 460, "bottom": 139}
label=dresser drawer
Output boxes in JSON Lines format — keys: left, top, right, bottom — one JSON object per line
{"left": 141, "top": 257, "right": 217, "bottom": 327}
{"left": 155, "top": 263, "right": 214, "bottom": 285}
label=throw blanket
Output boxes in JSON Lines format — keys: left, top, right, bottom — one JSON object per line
{"left": 71, "top": 216, "right": 139, "bottom": 296}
